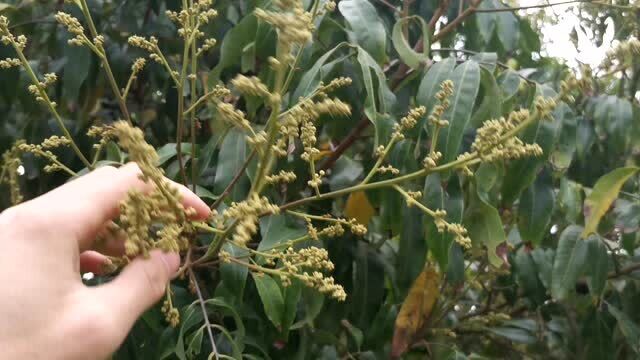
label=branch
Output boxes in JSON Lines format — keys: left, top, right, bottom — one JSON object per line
{"left": 211, "top": 149, "right": 257, "bottom": 210}
{"left": 188, "top": 268, "right": 219, "bottom": 359}
{"left": 432, "top": 0, "right": 483, "bottom": 42}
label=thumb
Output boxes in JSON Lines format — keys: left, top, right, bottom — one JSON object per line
{"left": 96, "top": 249, "right": 180, "bottom": 330}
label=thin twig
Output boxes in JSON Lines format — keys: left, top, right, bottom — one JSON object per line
{"left": 188, "top": 268, "right": 219, "bottom": 359}
{"left": 210, "top": 150, "right": 257, "bottom": 210}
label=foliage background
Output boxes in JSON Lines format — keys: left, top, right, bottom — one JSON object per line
{"left": 2, "top": 0, "right": 640, "bottom": 359}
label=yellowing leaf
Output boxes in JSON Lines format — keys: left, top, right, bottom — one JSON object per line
{"left": 344, "top": 191, "right": 375, "bottom": 225}
{"left": 391, "top": 264, "right": 441, "bottom": 358}
{"left": 582, "top": 167, "right": 639, "bottom": 238}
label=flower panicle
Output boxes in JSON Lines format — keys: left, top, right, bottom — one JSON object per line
{"left": 0, "top": 141, "right": 25, "bottom": 205}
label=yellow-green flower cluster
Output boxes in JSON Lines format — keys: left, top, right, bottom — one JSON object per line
{"left": 305, "top": 216, "right": 367, "bottom": 240}
{"left": 0, "top": 16, "right": 28, "bottom": 50}
{"left": 231, "top": 74, "right": 272, "bottom": 100}
{"left": 265, "top": 170, "right": 297, "bottom": 184}
{"left": 217, "top": 102, "right": 252, "bottom": 132}
{"left": 166, "top": 0, "right": 217, "bottom": 40}
{"left": 255, "top": 0, "right": 313, "bottom": 51}
{"left": 378, "top": 164, "right": 400, "bottom": 175}
{"left": 27, "top": 73, "right": 58, "bottom": 104}
{"left": 131, "top": 58, "right": 146, "bottom": 76}
{"left": 601, "top": 38, "right": 640, "bottom": 70}
{"left": 429, "top": 80, "right": 454, "bottom": 128}
{"left": 468, "top": 108, "right": 545, "bottom": 162}
{"left": 0, "top": 57, "right": 20, "bottom": 69}
{"left": 55, "top": 12, "right": 86, "bottom": 46}
{"left": 432, "top": 210, "right": 472, "bottom": 249}
{"left": 423, "top": 151, "right": 442, "bottom": 169}
{"left": 161, "top": 298, "right": 180, "bottom": 328}
{"left": 18, "top": 136, "right": 72, "bottom": 173}
{"left": 0, "top": 141, "right": 25, "bottom": 205}
{"left": 260, "top": 246, "right": 346, "bottom": 301}
{"left": 392, "top": 106, "right": 426, "bottom": 140}
{"left": 109, "top": 121, "right": 196, "bottom": 257}
{"left": 223, "top": 194, "right": 280, "bottom": 246}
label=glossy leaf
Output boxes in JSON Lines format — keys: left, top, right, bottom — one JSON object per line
{"left": 392, "top": 16, "right": 429, "bottom": 70}
{"left": 213, "top": 129, "right": 249, "bottom": 201}
{"left": 518, "top": 173, "right": 555, "bottom": 245}
{"left": 437, "top": 60, "right": 481, "bottom": 163}
{"left": 252, "top": 273, "right": 285, "bottom": 329}
{"left": 464, "top": 183, "right": 506, "bottom": 267}
{"left": 607, "top": 303, "right": 640, "bottom": 354}
{"left": 585, "top": 234, "right": 609, "bottom": 299}
{"left": 423, "top": 173, "right": 463, "bottom": 269}
{"left": 551, "top": 225, "right": 588, "bottom": 300}
{"left": 582, "top": 167, "right": 639, "bottom": 238}
{"left": 339, "top": 0, "right": 387, "bottom": 63}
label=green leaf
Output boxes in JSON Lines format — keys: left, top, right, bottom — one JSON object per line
{"left": 417, "top": 57, "right": 456, "bottom": 112}
{"left": 292, "top": 42, "right": 350, "bottom": 101}
{"left": 559, "top": 178, "right": 583, "bottom": 223}
{"left": 518, "top": 173, "right": 555, "bottom": 245}
{"left": 62, "top": 42, "right": 91, "bottom": 101}
{"left": 583, "top": 310, "right": 614, "bottom": 360}
{"left": 470, "top": 52, "right": 498, "bottom": 72}
{"left": 501, "top": 85, "right": 569, "bottom": 203}
{"left": 356, "top": 46, "right": 397, "bottom": 147}
{"left": 551, "top": 225, "right": 589, "bottom": 300}
{"left": 328, "top": 155, "right": 364, "bottom": 191}
{"left": 209, "top": 14, "right": 258, "bottom": 81}
{"left": 585, "top": 234, "right": 609, "bottom": 299}
{"left": 582, "top": 167, "right": 639, "bottom": 238}
{"left": 592, "top": 95, "right": 633, "bottom": 155}
{"left": 550, "top": 113, "right": 578, "bottom": 171}
{"left": 392, "top": 16, "right": 429, "bottom": 70}
{"left": 489, "top": 327, "right": 537, "bottom": 344}
{"left": 397, "top": 204, "right": 426, "bottom": 295}
{"left": 476, "top": 0, "right": 520, "bottom": 51}
{"left": 423, "top": 173, "right": 463, "bottom": 269}
{"left": 258, "top": 214, "right": 306, "bottom": 251}
{"left": 437, "top": 60, "right": 481, "bottom": 163}
{"left": 514, "top": 248, "right": 546, "bottom": 305}
{"left": 469, "top": 66, "right": 502, "bottom": 128}
{"left": 156, "top": 143, "right": 194, "bottom": 166}
{"left": 185, "top": 326, "right": 204, "bottom": 358}
{"left": 220, "top": 243, "right": 249, "bottom": 301}
{"left": 339, "top": 0, "right": 387, "bottom": 63}
{"left": 607, "top": 303, "right": 640, "bottom": 354}
{"left": 213, "top": 129, "right": 249, "bottom": 201}
{"left": 252, "top": 273, "right": 285, "bottom": 329}
{"left": 281, "top": 280, "right": 302, "bottom": 338}
{"left": 464, "top": 183, "right": 506, "bottom": 267}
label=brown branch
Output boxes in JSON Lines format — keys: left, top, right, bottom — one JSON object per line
{"left": 432, "top": 0, "right": 483, "bottom": 42}
{"left": 429, "top": 0, "right": 451, "bottom": 30}
{"left": 322, "top": 0, "right": 481, "bottom": 172}
{"left": 319, "top": 116, "right": 370, "bottom": 171}
{"left": 210, "top": 149, "right": 256, "bottom": 210}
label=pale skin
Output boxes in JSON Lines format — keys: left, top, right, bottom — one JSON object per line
{"left": 0, "top": 163, "right": 211, "bottom": 359}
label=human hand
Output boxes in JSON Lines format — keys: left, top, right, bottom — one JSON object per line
{"left": 0, "top": 164, "right": 210, "bottom": 359}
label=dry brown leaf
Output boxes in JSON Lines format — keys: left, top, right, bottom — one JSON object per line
{"left": 391, "top": 264, "right": 441, "bottom": 358}
{"left": 344, "top": 191, "right": 375, "bottom": 226}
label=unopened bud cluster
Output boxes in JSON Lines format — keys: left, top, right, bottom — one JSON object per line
{"left": 18, "top": 136, "right": 72, "bottom": 173}
{"left": 223, "top": 194, "right": 280, "bottom": 246}
{"left": 106, "top": 122, "right": 196, "bottom": 257}
{"left": 0, "top": 141, "right": 25, "bottom": 205}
